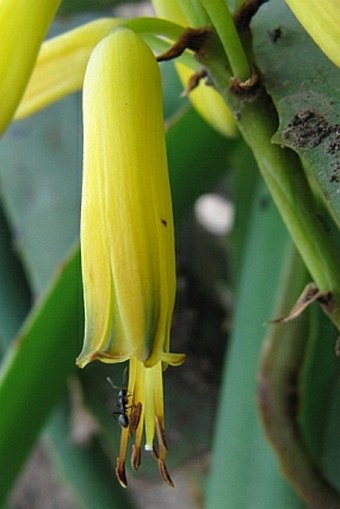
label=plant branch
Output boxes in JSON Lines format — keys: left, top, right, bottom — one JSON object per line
{"left": 198, "top": 0, "right": 251, "bottom": 80}
{"left": 197, "top": 43, "right": 340, "bottom": 329}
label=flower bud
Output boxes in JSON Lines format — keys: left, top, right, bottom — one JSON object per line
{"left": 0, "top": 0, "right": 61, "bottom": 133}
{"left": 15, "top": 18, "right": 122, "bottom": 120}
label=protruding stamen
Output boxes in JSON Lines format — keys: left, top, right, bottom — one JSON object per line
{"left": 154, "top": 416, "right": 174, "bottom": 486}
{"left": 155, "top": 416, "right": 168, "bottom": 452}
{"left": 158, "top": 460, "right": 174, "bottom": 488}
{"left": 129, "top": 402, "right": 142, "bottom": 436}
{"left": 131, "top": 445, "right": 141, "bottom": 471}
{"left": 116, "top": 424, "right": 129, "bottom": 486}
{"left": 116, "top": 458, "right": 128, "bottom": 488}
{"left": 151, "top": 445, "right": 159, "bottom": 459}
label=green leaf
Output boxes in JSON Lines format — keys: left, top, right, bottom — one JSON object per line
{"left": 0, "top": 246, "right": 83, "bottom": 507}
{"left": 58, "top": 0, "right": 140, "bottom": 16}
{"left": 206, "top": 180, "right": 305, "bottom": 508}
{"left": 300, "top": 306, "right": 339, "bottom": 462}
{"left": 0, "top": 204, "right": 31, "bottom": 354}
{"left": 229, "top": 139, "right": 259, "bottom": 281}
{"left": 0, "top": 95, "right": 82, "bottom": 296}
{"left": 322, "top": 371, "right": 340, "bottom": 490}
{"left": 251, "top": 0, "right": 340, "bottom": 227}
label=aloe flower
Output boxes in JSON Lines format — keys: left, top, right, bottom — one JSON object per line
{"left": 0, "top": 0, "right": 61, "bottom": 133}
{"left": 15, "top": 18, "right": 122, "bottom": 120}
{"left": 152, "top": 0, "right": 237, "bottom": 137}
{"left": 77, "top": 27, "right": 185, "bottom": 486}
{"left": 285, "top": 0, "right": 340, "bottom": 67}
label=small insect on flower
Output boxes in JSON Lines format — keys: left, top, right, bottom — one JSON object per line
{"left": 107, "top": 376, "right": 130, "bottom": 429}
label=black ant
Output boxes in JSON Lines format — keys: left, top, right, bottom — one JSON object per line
{"left": 107, "top": 376, "right": 130, "bottom": 429}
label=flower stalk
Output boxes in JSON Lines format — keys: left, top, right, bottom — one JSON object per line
{"left": 194, "top": 0, "right": 251, "bottom": 80}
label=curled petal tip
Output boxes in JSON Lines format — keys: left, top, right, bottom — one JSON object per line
{"left": 131, "top": 445, "right": 142, "bottom": 471}
{"left": 158, "top": 460, "right": 175, "bottom": 488}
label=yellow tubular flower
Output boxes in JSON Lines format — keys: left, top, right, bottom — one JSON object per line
{"left": 15, "top": 18, "right": 122, "bottom": 120}
{"left": 0, "top": 0, "right": 61, "bottom": 133}
{"left": 285, "top": 0, "right": 340, "bottom": 67}
{"left": 77, "top": 27, "right": 185, "bottom": 486}
{"left": 152, "top": 0, "right": 238, "bottom": 137}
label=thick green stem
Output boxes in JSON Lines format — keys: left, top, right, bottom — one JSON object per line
{"left": 236, "top": 91, "right": 340, "bottom": 291}
{"left": 197, "top": 46, "right": 340, "bottom": 328}
{"left": 238, "top": 90, "right": 340, "bottom": 328}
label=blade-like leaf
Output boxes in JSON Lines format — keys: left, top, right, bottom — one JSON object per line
{"left": 0, "top": 204, "right": 31, "bottom": 353}
{"left": 252, "top": 0, "right": 340, "bottom": 227}
{"left": 206, "top": 181, "right": 305, "bottom": 508}
{"left": 0, "top": 246, "right": 82, "bottom": 507}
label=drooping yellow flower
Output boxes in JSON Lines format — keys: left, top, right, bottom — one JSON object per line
{"left": 77, "top": 27, "right": 184, "bottom": 486}
{"left": 0, "top": 0, "right": 61, "bottom": 133}
{"left": 15, "top": 18, "right": 122, "bottom": 120}
{"left": 285, "top": 0, "right": 340, "bottom": 67}
{"left": 152, "top": 0, "right": 238, "bottom": 137}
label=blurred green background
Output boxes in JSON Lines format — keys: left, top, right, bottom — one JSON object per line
{"left": 0, "top": 1, "right": 339, "bottom": 508}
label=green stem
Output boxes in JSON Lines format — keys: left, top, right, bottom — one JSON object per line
{"left": 237, "top": 92, "right": 340, "bottom": 294}
{"left": 123, "top": 17, "right": 185, "bottom": 41}
{"left": 241, "top": 93, "right": 340, "bottom": 327}
{"left": 177, "top": 0, "right": 211, "bottom": 26}
{"left": 198, "top": 0, "right": 250, "bottom": 80}
{"left": 198, "top": 49, "right": 340, "bottom": 328}
{"left": 232, "top": 0, "right": 246, "bottom": 10}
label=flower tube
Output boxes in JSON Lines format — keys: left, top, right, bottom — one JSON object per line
{"left": 15, "top": 18, "right": 122, "bottom": 120}
{"left": 0, "top": 0, "right": 61, "bottom": 133}
{"left": 77, "top": 27, "right": 185, "bottom": 486}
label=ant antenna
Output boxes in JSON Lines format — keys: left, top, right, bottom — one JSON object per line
{"left": 106, "top": 376, "right": 119, "bottom": 391}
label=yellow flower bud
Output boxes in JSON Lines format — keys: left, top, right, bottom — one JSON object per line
{"left": 285, "top": 0, "right": 340, "bottom": 67}
{"left": 176, "top": 62, "right": 238, "bottom": 138}
{"left": 0, "top": 0, "right": 61, "bottom": 133}
{"left": 77, "top": 27, "right": 184, "bottom": 486}
{"left": 15, "top": 18, "right": 122, "bottom": 120}
{"left": 152, "top": 0, "right": 238, "bottom": 137}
